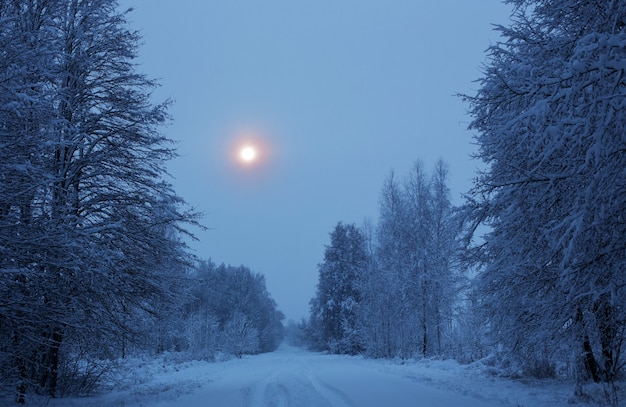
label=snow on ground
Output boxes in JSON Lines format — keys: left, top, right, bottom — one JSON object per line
{"left": 5, "top": 345, "right": 622, "bottom": 406}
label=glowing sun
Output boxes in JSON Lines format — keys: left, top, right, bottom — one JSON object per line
{"left": 239, "top": 145, "right": 258, "bottom": 163}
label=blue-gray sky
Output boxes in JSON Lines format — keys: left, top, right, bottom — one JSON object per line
{"left": 120, "top": 1, "right": 512, "bottom": 321}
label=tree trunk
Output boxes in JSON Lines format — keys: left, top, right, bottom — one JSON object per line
{"left": 36, "top": 326, "right": 64, "bottom": 397}
{"left": 435, "top": 302, "right": 442, "bottom": 355}
{"left": 582, "top": 336, "right": 600, "bottom": 383}
{"left": 48, "top": 328, "right": 63, "bottom": 398}
{"left": 14, "top": 331, "right": 26, "bottom": 404}
{"left": 576, "top": 309, "right": 600, "bottom": 383}
{"left": 422, "top": 320, "right": 427, "bottom": 357}
{"left": 422, "top": 285, "right": 428, "bottom": 357}
{"left": 597, "top": 302, "right": 618, "bottom": 382}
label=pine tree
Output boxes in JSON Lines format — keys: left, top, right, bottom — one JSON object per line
{"left": 310, "top": 222, "right": 367, "bottom": 354}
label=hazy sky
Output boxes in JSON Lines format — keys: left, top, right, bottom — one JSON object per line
{"left": 120, "top": 1, "right": 512, "bottom": 321}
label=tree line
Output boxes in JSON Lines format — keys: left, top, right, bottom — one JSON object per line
{"left": 306, "top": 1, "right": 625, "bottom": 403}
{"left": 307, "top": 160, "right": 462, "bottom": 359}
{"left": 180, "top": 260, "right": 284, "bottom": 360}
{"left": 0, "top": 1, "right": 283, "bottom": 404}
{"left": 126, "top": 260, "right": 284, "bottom": 363}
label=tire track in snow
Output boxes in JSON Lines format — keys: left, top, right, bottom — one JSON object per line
{"left": 244, "top": 373, "right": 289, "bottom": 407}
{"left": 244, "top": 368, "right": 356, "bottom": 407}
{"left": 145, "top": 346, "right": 501, "bottom": 407}
{"left": 308, "top": 372, "right": 356, "bottom": 407}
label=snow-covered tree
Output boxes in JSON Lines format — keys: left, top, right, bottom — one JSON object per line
{"left": 357, "top": 161, "right": 460, "bottom": 359}
{"left": 462, "top": 0, "right": 625, "bottom": 386}
{"left": 359, "top": 173, "right": 408, "bottom": 357}
{"left": 403, "top": 161, "right": 436, "bottom": 357}
{"left": 310, "top": 222, "right": 368, "bottom": 354}
{"left": 0, "top": 1, "right": 59, "bottom": 401}
{"left": 182, "top": 261, "right": 284, "bottom": 358}
{"left": 426, "top": 160, "right": 459, "bottom": 356}
{"left": 222, "top": 312, "right": 260, "bottom": 358}
{"left": 0, "top": 1, "right": 199, "bottom": 402}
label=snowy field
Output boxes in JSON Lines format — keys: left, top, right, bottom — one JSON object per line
{"left": 5, "top": 345, "right": 622, "bottom": 407}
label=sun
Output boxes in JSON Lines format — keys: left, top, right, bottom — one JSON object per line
{"left": 239, "top": 145, "right": 258, "bottom": 163}
{"left": 228, "top": 129, "right": 272, "bottom": 171}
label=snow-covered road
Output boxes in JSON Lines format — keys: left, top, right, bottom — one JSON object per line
{"left": 153, "top": 346, "right": 497, "bottom": 407}
{"left": 20, "top": 345, "right": 606, "bottom": 407}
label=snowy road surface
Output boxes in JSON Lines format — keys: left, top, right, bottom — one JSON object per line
{"left": 17, "top": 345, "right": 598, "bottom": 407}
{"left": 153, "top": 346, "right": 498, "bottom": 407}
{"left": 2, "top": 352, "right": 611, "bottom": 407}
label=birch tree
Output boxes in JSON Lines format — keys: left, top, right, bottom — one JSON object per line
{"left": 427, "top": 160, "right": 459, "bottom": 356}
{"left": 360, "top": 161, "right": 459, "bottom": 359}
{"left": 365, "top": 173, "right": 412, "bottom": 357}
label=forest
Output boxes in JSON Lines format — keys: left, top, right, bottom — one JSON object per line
{"left": 0, "top": 0, "right": 624, "bottom": 405}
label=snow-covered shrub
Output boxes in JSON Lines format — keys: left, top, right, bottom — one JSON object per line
{"left": 221, "top": 313, "right": 260, "bottom": 358}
